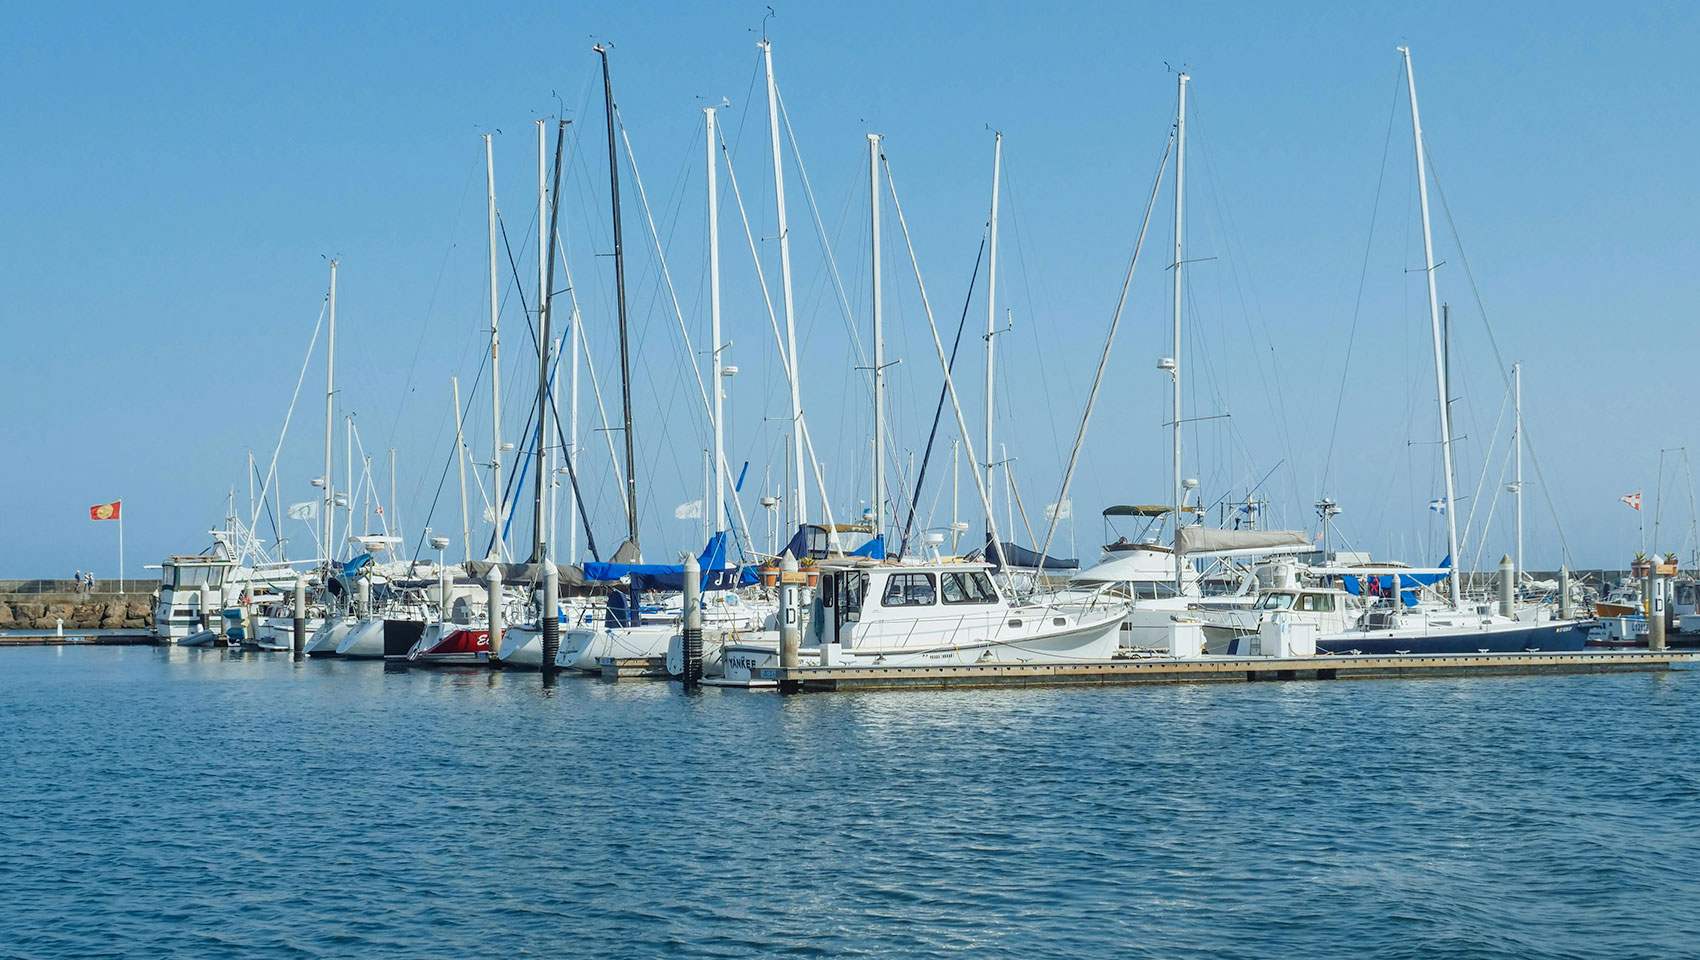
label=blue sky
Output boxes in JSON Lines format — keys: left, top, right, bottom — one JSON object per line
{"left": 3, "top": 1, "right": 1697, "bottom": 579}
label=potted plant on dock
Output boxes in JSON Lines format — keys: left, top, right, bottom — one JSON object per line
{"left": 800, "top": 557, "right": 819, "bottom": 588}
{"left": 759, "top": 561, "right": 780, "bottom": 587}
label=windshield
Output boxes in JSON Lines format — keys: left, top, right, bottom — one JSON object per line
{"left": 1255, "top": 593, "right": 1296, "bottom": 610}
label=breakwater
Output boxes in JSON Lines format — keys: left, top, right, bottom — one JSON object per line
{"left": 0, "top": 579, "right": 156, "bottom": 631}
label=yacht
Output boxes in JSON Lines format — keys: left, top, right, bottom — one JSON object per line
{"left": 719, "top": 557, "right": 1127, "bottom": 683}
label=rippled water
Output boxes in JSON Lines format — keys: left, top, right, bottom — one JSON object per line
{"left": 3, "top": 647, "right": 1698, "bottom": 958}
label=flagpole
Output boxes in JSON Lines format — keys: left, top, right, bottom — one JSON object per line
{"left": 118, "top": 500, "right": 124, "bottom": 590}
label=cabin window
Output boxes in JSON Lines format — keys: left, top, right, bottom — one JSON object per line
{"left": 1256, "top": 593, "right": 1296, "bottom": 610}
{"left": 1130, "top": 581, "right": 1179, "bottom": 600}
{"left": 1297, "top": 594, "right": 1335, "bottom": 612}
{"left": 941, "top": 571, "right": 998, "bottom": 604}
{"left": 882, "top": 573, "right": 936, "bottom": 607}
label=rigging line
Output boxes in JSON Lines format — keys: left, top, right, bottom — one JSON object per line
{"left": 386, "top": 148, "right": 482, "bottom": 456}
{"left": 250, "top": 298, "right": 326, "bottom": 535}
{"left": 1005, "top": 461, "right": 1040, "bottom": 554}
{"left": 1187, "top": 93, "right": 1297, "bottom": 495}
{"left": 1423, "top": 142, "right": 1574, "bottom": 566}
{"left": 774, "top": 86, "right": 871, "bottom": 378}
{"left": 614, "top": 107, "right": 713, "bottom": 422}
{"left": 410, "top": 353, "right": 489, "bottom": 563}
{"left": 554, "top": 230, "right": 632, "bottom": 529}
{"left": 1035, "top": 130, "right": 1173, "bottom": 567}
{"left": 1467, "top": 428, "right": 1518, "bottom": 575}
{"left": 717, "top": 124, "right": 844, "bottom": 551}
{"left": 1322, "top": 63, "right": 1405, "bottom": 495}
{"left": 882, "top": 149, "right": 1004, "bottom": 563}
{"left": 1457, "top": 384, "right": 1512, "bottom": 566}
{"left": 248, "top": 458, "right": 281, "bottom": 550}
{"left": 899, "top": 235, "right": 987, "bottom": 556}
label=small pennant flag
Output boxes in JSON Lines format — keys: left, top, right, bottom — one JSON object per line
{"left": 1428, "top": 497, "right": 1447, "bottom": 514}
{"left": 1044, "top": 499, "right": 1073, "bottom": 521}
{"left": 674, "top": 500, "right": 703, "bottom": 520}
{"left": 1621, "top": 492, "right": 1642, "bottom": 511}
{"left": 482, "top": 506, "right": 498, "bottom": 524}
{"left": 287, "top": 501, "right": 318, "bottom": 520}
{"left": 89, "top": 501, "right": 121, "bottom": 521}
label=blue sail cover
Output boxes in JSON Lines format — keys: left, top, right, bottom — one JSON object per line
{"left": 851, "top": 535, "right": 886, "bottom": 559}
{"left": 1341, "top": 566, "right": 1450, "bottom": 608}
{"left": 580, "top": 531, "right": 755, "bottom": 592}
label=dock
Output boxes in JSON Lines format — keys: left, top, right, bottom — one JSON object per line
{"left": 0, "top": 632, "right": 155, "bottom": 647}
{"left": 773, "top": 649, "right": 1698, "bottom": 693}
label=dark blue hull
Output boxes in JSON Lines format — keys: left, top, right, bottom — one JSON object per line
{"left": 1316, "top": 621, "right": 1587, "bottom": 656}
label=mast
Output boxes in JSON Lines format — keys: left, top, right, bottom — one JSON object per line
{"left": 707, "top": 107, "right": 727, "bottom": 537}
{"left": 984, "top": 132, "right": 1002, "bottom": 556}
{"left": 532, "top": 119, "right": 567, "bottom": 564}
{"left": 344, "top": 414, "right": 352, "bottom": 559}
{"left": 486, "top": 133, "right": 505, "bottom": 561}
{"left": 323, "top": 259, "right": 337, "bottom": 570}
{"left": 597, "top": 43, "right": 640, "bottom": 555}
{"left": 869, "top": 132, "right": 885, "bottom": 543}
{"left": 1171, "top": 72, "right": 1188, "bottom": 595}
{"left": 761, "top": 39, "right": 806, "bottom": 538}
{"left": 453, "top": 377, "right": 471, "bottom": 562}
{"left": 1400, "top": 45, "right": 1463, "bottom": 608}
{"left": 1513, "top": 361, "right": 1523, "bottom": 585}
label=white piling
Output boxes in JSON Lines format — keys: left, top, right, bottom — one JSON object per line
{"left": 1498, "top": 555, "right": 1515, "bottom": 619}
{"left": 780, "top": 554, "right": 800, "bottom": 678}
{"left": 682, "top": 554, "right": 703, "bottom": 687}
{"left": 486, "top": 566, "right": 504, "bottom": 661}
{"left": 293, "top": 577, "right": 308, "bottom": 658}
{"left": 541, "top": 560, "right": 560, "bottom": 673}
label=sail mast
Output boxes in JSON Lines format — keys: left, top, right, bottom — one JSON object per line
{"left": 1399, "top": 45, "right": 1463, "bottom": 608}
{"left": 869, "top": 132, "right": 885, "bottom": 544}
{"left": 1171, "top": 72, "right": 1188, "bottom": 595}
{"left": 1513, "top": 361, "right": 1522, "bottom": 585}
{"left": 597, "top": 44, "right": 640, "bottom": 554}
{"left": 984, "top": 132, "right": 1002, "bottom": 557}
{"left": 485, "top": 133, "right": 505, "bottom": 561}
{"left": 761, "top": 39, "right": 806, "bottom": 539}
{"left": 531, "top": 120, "right": 566, "bottom": 563}
{"left": 707, "top": 107, "right": 727, "bottom": 537}
{"left": 323, "top": 259, "right": 337, "bottom": 571}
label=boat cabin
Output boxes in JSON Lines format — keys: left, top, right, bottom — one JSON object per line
{"left": 811, "top": 559, "right": 1009, "bottom": 650}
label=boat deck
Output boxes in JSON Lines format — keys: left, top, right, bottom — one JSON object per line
{"left": 770, "top": 649, "right": 1697, "bottom": 693}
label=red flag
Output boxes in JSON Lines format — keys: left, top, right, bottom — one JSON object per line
{"left": 1620, "top": 492, "right": 1642, "bottom": 512}
{"left": 90, "top": 501, "right": 121, "bottom": 521}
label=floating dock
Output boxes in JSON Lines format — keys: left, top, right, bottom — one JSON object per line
{"left": 773, "top": 649, "right": 1698, "bottom": 693}
{"left": 0, "top": 632, "right": 154, "bottom": 647}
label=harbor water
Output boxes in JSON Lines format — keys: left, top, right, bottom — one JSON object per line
{"left": 4, "top": 647, "right": 1698, "bottom": 958}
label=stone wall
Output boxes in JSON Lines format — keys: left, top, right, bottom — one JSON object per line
{"left": 0, "top": 590, "right": 155, "bottom": 632}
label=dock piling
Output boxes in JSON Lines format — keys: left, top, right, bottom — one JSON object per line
{"left": 292, "top": 577, "right": 307, "bottom": 658}
{"left": 540, "top": 560, "right": 559, "bottom": 674}
{"left": 682, "top": 554, "right": 702, "bottom": 688}
{"left": 779, "top": 554, "right": 800, "bottom": 692}
{"left": 1558, "top": 566, "right": 1573, "bottom": 620}
{"left": 356, "top": 577, "right": 370, "bottom": 620}
{"left": 1498, "top": 555, "right": 1515, "bottom": 618}
{"left": 486, "top": 567, "right": 504, "bottom": 661}
{"left": 1651, "top": 570, "right": 1668, "bottom": 651}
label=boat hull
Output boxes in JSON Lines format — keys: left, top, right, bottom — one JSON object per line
{"left": 556, "top": 625, "right": 677, "bottom": 673}
{"left": 408, "top": 626, "right": 490, "bottom": 664}
{"left": 1316, "top": 620, "right": 1586, "bottom": 656}
{"left": 303, "top": 617, "right": 354, "bottom": 656}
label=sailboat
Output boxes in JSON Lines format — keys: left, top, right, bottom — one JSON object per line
{"left": 1311, "top": 48, "right": 1583, "bottom": 656}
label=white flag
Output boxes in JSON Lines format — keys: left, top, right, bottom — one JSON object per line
{"left": 482, "top": 505, "right": 498, "bottom": 524}
{"left": 287, "top": 501, "right": 317, "bottom": 520}
{"left": 1044, "top": 499, "right": 1073, "bottom": 521}
{"left": 675, "top": 500, "right": 703, "bottom": 520}
{"left": 1428, "top": 498, "right": 1447, "bottom": 514}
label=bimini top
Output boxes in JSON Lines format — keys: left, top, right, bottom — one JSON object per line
{"left": 1103, "top": 504, "right": 1199, "bottom": 518}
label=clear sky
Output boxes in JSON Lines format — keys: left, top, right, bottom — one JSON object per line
{"left": 3, "top": 0, "right": 1698, "bottom": 580}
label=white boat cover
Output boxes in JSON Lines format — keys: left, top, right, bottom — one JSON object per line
{"left": 1176, "top": 527, "right": 1310, "bottom": 555}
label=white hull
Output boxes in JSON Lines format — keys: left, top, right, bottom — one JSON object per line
{"left": 665, "top": 631, "right": 728, "bottom": 678}
{"left": 303, "top": 616, "right": 353, "bottom": 656}
{"left": 556, "top": 624, "right": 676, "bottom": 672}
{"left": 495, "top": 626, "right": 544, "bottom": 669}
{"left": 335, "top": 618, "right": 386, "bottom": 658}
